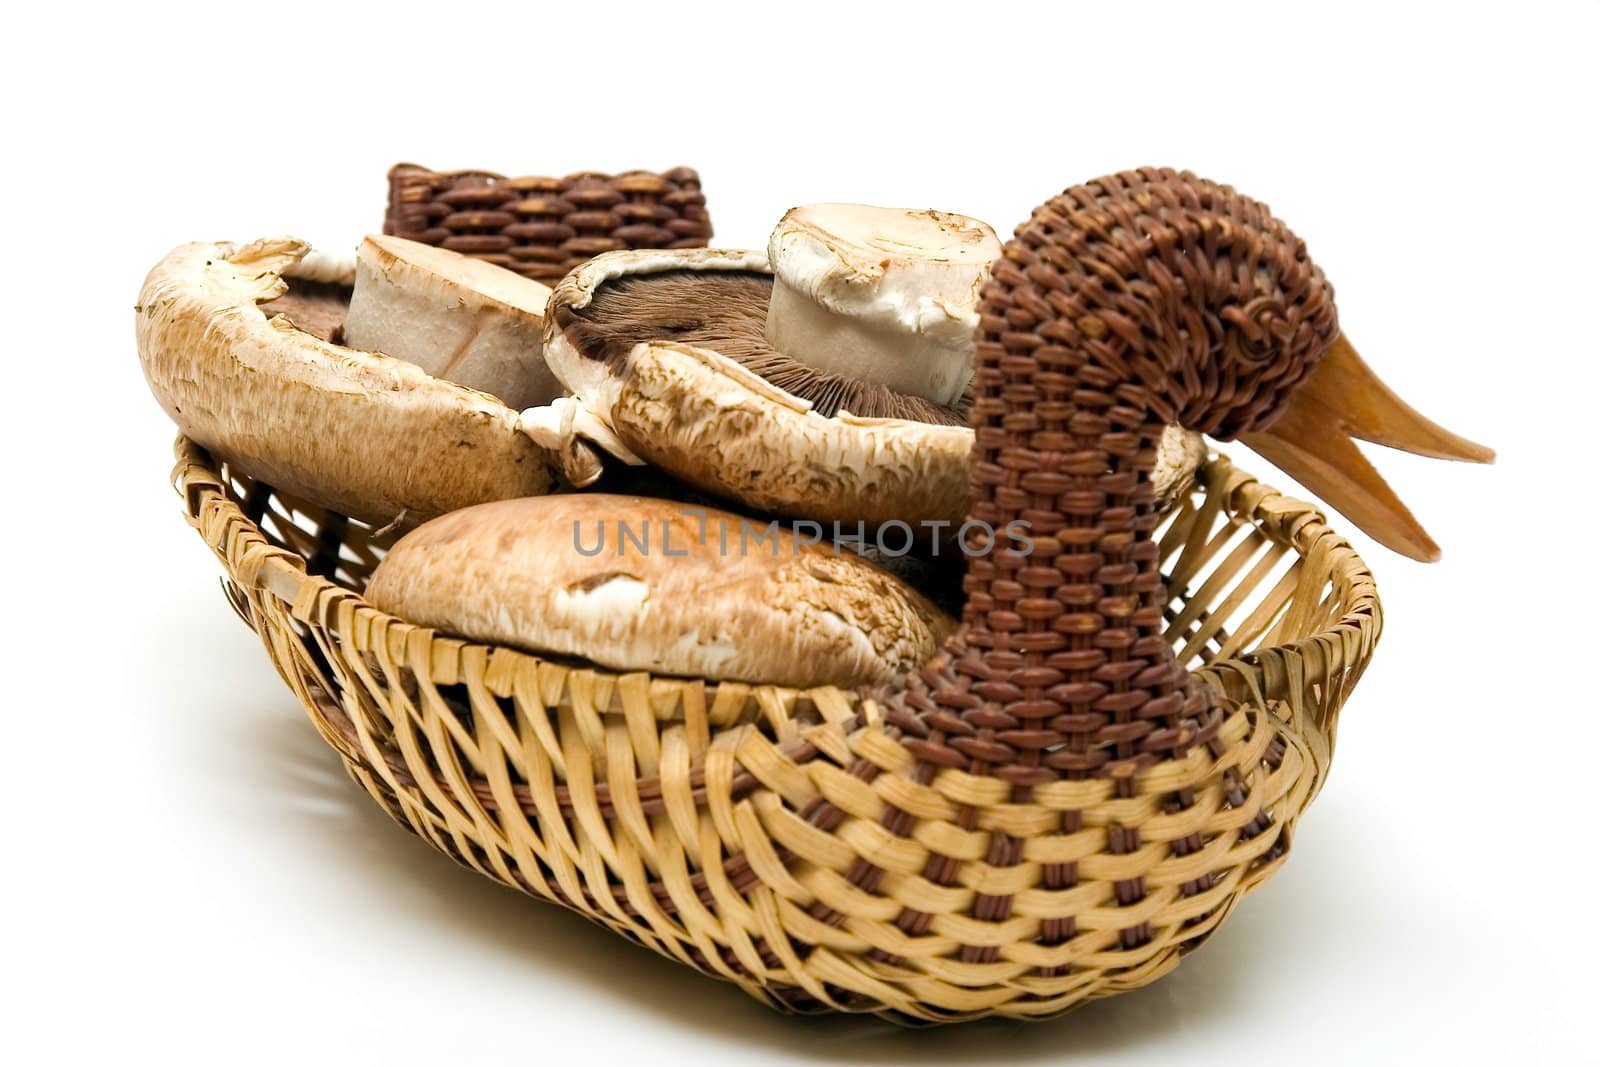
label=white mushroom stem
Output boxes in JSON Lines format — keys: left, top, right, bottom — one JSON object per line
{"left": 287, "top": 248, "right": 357, "bottom": 285}
{"left": 343, "top": 234, "right": 560, "bottom": 411}
{"left": 519, "top": 395, "right": 643, "bottom": 487}
{"left": 764, "top": 204, "right": 1002, "bottom": 407}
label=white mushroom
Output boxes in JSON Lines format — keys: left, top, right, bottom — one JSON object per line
{"left": 136, "top": 237, "right": 554, "bottom": 526}
{"left": 343, "top": 234, "right": 561, "bottom": 411}
{"left": 365, "top": 495, "right": 956, "bottom": 688}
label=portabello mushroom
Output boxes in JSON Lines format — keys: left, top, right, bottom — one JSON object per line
{"left": 136, "top": 237, "right": 557, "bottom": 526}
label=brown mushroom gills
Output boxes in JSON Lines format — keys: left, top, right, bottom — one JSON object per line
{"left": 259, "top": 279, "right": 352, "bottom": 345}
{"left": 557, "top": 270, "right": 972, "bottom": 426}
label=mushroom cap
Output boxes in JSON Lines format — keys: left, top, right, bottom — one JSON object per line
{"left": 543, "top": 247, "right": 1206, "bottom": 529}
{"left": 136, "top": 237, "right": 554, "bottom": 526}
{"left": 365, "top": 495, "right": 957, "bottom": 688}
{"left": 344, "top": 234, "right": 560, "bottom": 411}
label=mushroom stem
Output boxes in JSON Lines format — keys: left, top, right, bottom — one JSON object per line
{"left": 763, "top": 204, "right": 1001, "bottom": 408}
{"left": 343, "top": 235, "right": 560, "bottom": 411}
{"left": 763, "top": 280, "right": 972, "bottom": 406}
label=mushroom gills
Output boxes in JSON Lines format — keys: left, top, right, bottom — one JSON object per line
{"left": 559, "top": 270, "right": 971, "bottom": 426}
{"left": 259, "top": 280, "right": 351, "bottom": 344}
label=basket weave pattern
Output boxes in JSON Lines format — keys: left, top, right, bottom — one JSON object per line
{"left": 175, "top": 437, "right": 1377, "bottom": 1022}
{"left": 385, "top": 163, "right": 712, "bottom": 284}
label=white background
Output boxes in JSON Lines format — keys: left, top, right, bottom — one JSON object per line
{"left": 6, "top": 2, "right": 1597, "bottom": 1063}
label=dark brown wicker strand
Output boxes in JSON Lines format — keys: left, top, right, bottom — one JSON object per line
{"left": 385, "top": 163, "right": 713, "bottom": 284}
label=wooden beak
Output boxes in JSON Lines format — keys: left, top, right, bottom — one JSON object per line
{"left": 1240, "top": 334, "right": 1495, "bottom": 562}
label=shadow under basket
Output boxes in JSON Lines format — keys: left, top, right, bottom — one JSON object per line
{"left": 173, "top": 435, "right": 1380, "bottom": 1024}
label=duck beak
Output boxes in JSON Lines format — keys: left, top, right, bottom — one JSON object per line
{"left": 1238, "top": 334, "right": 1495, "bottom": 562}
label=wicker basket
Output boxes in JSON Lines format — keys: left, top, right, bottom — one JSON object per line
{"left": 384, "top": 163, "right": 712, "bottom": 284}
{"left": 172, "top": 433, "right": 1378, "bottom": 1024}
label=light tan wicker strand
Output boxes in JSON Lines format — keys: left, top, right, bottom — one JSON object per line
{"left": 173, "top": 435, "right": 1378, "bottom": 1023}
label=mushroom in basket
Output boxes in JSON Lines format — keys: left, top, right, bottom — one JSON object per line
{"left": 367, "top": 496, "right": 956, "bottom": 689}
{"left": 360, "top": 168, "right": 1492, "bottom": 1019}
{"left": 136, "top": 234, "right": 573, "bottom": 528}
{"left": 138, "top": 155, "right": 722, "bottom": 528}
{"left": 528, "top": 203, "right": 1206, "bottom": 526}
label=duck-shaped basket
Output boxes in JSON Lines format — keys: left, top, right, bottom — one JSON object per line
{"left": 165, "top": 169, "right": 1486, "bottom": 1024}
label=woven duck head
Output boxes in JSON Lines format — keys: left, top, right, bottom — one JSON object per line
{"left": 977, "top": 169, "right": 1493, "bottom": 563}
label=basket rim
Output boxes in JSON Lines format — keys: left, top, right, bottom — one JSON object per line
{"left": 172, "top": 435, "right": 1379, "bottom": 739}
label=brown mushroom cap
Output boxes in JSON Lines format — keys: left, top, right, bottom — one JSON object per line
{"left": 365, "top": 495, "right": 957, "bottom": 688}
{"left": 542, "top": 248, "right": 1205, "bottom": 529}
{"left": 135, "top": 238, "right": 556, "bottom": 526}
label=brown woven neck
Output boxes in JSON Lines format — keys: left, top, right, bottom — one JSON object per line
{"left": 886, "top": 167, "right": 1340, "bottom": 781}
